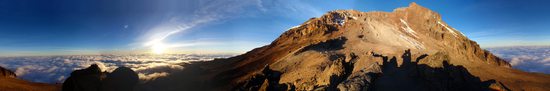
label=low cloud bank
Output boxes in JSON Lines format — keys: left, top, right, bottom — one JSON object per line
{"left": 487, "top": 46, "right": 550, "bottom": 74}
{"left": 0, "top": 54, "right": 233, "bottom": 83}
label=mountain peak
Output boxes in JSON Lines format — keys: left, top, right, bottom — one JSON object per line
{"left": 409, "top": 2, "right": 420, "bottom": 8}
{"left": 393, "top": 2, "right": 442, "bottom": 21}
{"left": 224, "top": 2, "right": 524, "bottom": 90}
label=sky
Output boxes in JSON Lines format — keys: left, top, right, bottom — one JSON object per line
{"left": 1, "top": 0, "right": 549, "bottom": 56}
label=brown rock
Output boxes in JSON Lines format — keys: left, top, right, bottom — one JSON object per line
{"left": 0, "top": 66, "right": 16, "bottom": 78}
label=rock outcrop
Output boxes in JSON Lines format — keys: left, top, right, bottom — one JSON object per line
{"left": 62, "top": 64, "right": 105, "bottom": 91}
{"left": 101, "top": 67, "right": 139, "bottom": 91}
{"left": 138, "top": 2, "right": 550, "bottom": 91}
{"left": 62, "top": 64, "right": 139, "bottom": 91}
{"left": 0, "top": 66, "right": 16, "bottom": 78}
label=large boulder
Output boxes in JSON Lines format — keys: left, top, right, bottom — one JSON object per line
{"left": 62, "top": 64, "right": 104, "bottom": 91}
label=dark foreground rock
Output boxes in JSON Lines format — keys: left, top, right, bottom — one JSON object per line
{"left": 62, "top": 64, "right": 138, "bottom": 91}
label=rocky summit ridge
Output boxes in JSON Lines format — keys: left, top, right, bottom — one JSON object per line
{"left": 203, "top": 2, "right": 548, "bottom": 91}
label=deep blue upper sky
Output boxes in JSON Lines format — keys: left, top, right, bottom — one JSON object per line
{"left": 1, "top": 0, "right": 549, "bottom": 56}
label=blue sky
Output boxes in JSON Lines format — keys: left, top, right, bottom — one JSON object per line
{"left": 1, "top": 0, "right": 549, "bottom": 56}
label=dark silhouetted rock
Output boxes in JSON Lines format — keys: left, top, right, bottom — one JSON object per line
{"left": 101, "top": 67, "right": 139, "bottom": 91}
{"left": 0, "top": 66, "right": 16, "bottom": 78}
{"left": 62, "top": 64, "right": 104, "bottom": 91}
{"left": 62, "top": 64, "right": 139, "bottom": 91}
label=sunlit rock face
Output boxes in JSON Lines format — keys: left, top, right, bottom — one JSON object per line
{"left": 0, "top": 54, "right": 234, "bottom": 83}
{"left": 487, "top": 46, "right": 550, "bottom": 74}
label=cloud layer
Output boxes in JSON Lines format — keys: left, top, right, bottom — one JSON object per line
{"left": 0, "top": 54, "right": 233, "bottom": 83}
{"left": 487, "top": 46, "right": 550, "bottom": 74}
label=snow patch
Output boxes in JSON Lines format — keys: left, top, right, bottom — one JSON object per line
{"left": 451, "top": 27, "right": 466, "bottom": 36}
{"left": 332, "top": 12, "right": 357, "bottom": 26}
{"left": 335, "top": 16, "right": 345, "bottom": 26}
{"left": 400, "top": 19, "right": 418, "bottom": 38}
{"left": 288, "top": 25, "right": 302, "bottom": 30}
{"left": 399, "top": 34, "right": 425, "bottom": 49}
{"left": 350, "top": 16, "right": 357, "bottom": 20}
{"left": 437, "top": 21, "right": 459, "bottom": 37}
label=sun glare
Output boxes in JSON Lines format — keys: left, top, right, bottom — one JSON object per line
{"left": 151, "top": 43, "right": 167, "bottom": 54}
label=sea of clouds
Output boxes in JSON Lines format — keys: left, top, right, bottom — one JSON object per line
{"left": 487, "top": 46, "right": 550, "bottom": 74}
{"left": 0, "top": 54, "right": 233, "bottom": 83}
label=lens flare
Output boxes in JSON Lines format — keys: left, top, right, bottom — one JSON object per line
{"left": 151, "top": 43, "right": 167, "bottom": 54}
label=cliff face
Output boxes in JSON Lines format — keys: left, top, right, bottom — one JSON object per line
{"left": 138, "top": 2, "right": 550, "bottom": 91}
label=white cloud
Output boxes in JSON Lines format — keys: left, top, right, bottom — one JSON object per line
{"left": 487, "top": 46, "right": 550, "bottom": 74}
{"left": 138, "top": 0, "right": 267, "bottom": 51}
{"left": 0, "top": 54, "right": 232, "bottom": 83}
{"left": 509, "top": 57, "right": 525, "bottom": 66}
{"left": 138, "top": 72, "right": 169, "bottom": 81}
{"left": 135, "top": 0, "right": 323, "bottom": 54}
{"left": 14, "top": 65, "right": 34, "bottom": 76}
{"left": 543, "top": 57, "right": 550, "bottom": 62}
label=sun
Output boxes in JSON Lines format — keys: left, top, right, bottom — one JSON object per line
{"left": 151, "top": 43, "right": 167, "bottom": 54}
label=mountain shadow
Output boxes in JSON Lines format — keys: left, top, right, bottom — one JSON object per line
{"left": 296, "top": 37, "right": 347, "bottom": 54}
{"left": 234, "top": 65, "right": 295, "bottom": 91}
{"left": 327, "top": 53, "right": 358, "bottom": 90}
{"left": 370, "top": 49, "right": 509, "bottom": 91}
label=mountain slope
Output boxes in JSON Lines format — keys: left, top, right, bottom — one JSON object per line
{"left": 0, "top": 66, "right": 59, "bottom": 91}
{"left": 139, "top": 2, "right": 550, "bottom": 91}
